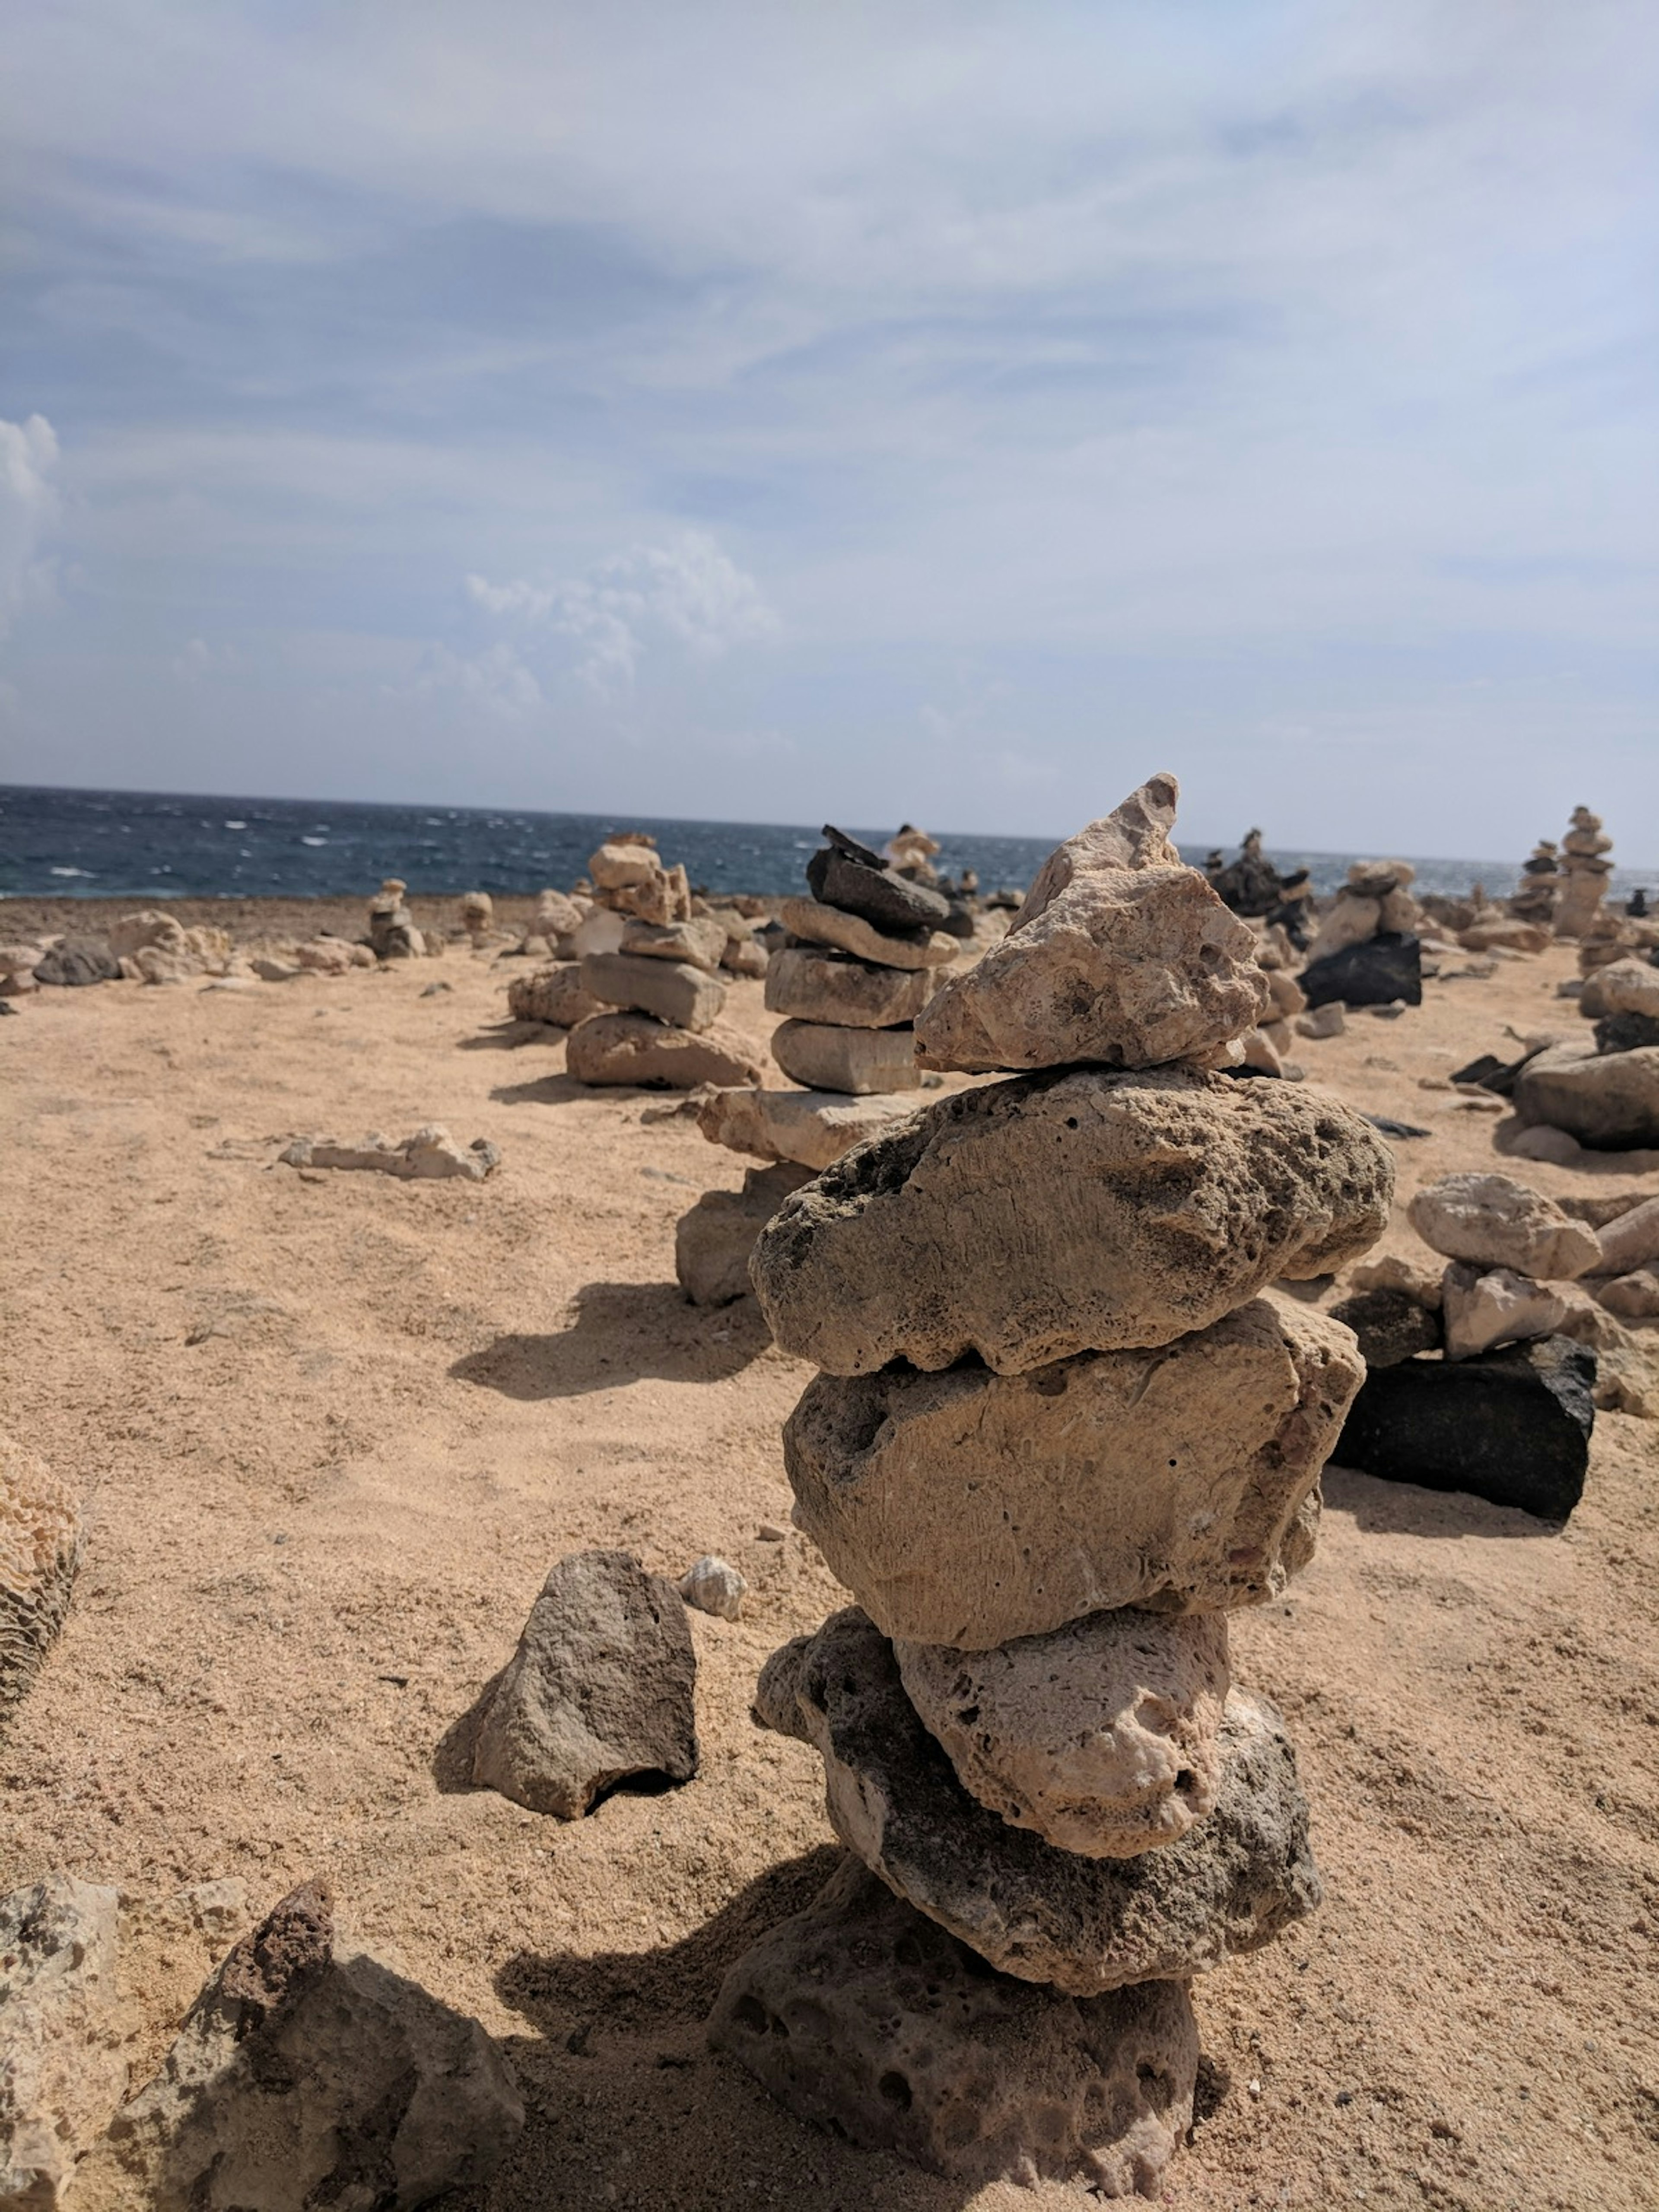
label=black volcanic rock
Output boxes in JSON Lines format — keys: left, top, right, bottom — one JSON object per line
{"left": 807, "top": 826, "right": 952, "bottom": 931}
{"left": 1299, "top": 932, "right": 1422, "bottom": 1010}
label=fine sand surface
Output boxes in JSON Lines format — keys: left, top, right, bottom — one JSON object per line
{"left": 2, "top": 929, "right": 1656, "bottom": 2212}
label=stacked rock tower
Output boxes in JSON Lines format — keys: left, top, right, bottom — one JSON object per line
{"left": 1555, "top": 806, "right": 1614, "bottom": 938}
{"left": 709, "top": 776, "right": 1396, "bottom": 2195}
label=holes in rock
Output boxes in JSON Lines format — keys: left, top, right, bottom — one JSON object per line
{"left": 879, "top": 2071, "right": 914, "bottom": 2109}
{"left": 733, "top": 1995, "right": 769, "bottom": 2035}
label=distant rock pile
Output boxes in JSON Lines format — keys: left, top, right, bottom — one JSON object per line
{"left": 709, "top": 775, "right": 1392, "bottom": 2193}
{"left": 1297, "top": 860, "right": 1424, "bottom": 1012}
{"left": 1510, "top": 838, "right": 1560, "bottom": 926}
{"left": 1554, "top": 805, "right": 1615, "bottom": 939}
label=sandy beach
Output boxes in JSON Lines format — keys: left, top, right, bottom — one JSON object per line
{"left": 3, "top": 920, "right": 1656, "bottom": 2212}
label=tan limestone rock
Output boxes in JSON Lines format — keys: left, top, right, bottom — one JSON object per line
{"left": 1592, "top": 1269, "right": 1659, "bottom": 1319}
{"left": 0, "top": 1873, "right": 124, "bottom": 2209}
{"left": 912, "top": 776, "right": 1268, "bottom": 1073}
{"left": 783, "top": 1298, "right": 1362, "bottom": 1645}
{"left": 565, "top": 1013, "right": 763, "bottom": 1091}
{"left": 894, "top": 1612, "right": 1230, "bottom": 1859}
{"left": 1407, "top": 1173, "right": 1602, "bottom": 1280}
{"left": 1303, "top": 895, "right": 1380, "bottom": 964}
{"left": 764, "top": 947, "right": 933, "bottom": 1030}
{"left": 1591, "top": 958, "right": 1659, "bottom": 1020}
{"left": 1592, "top": 1196, "right": 1659, "bottom": 1275}
{"left": 752, "top": 1068, "right": 1394, "bottom": 1374}
{"left": 1441, "top": 1262, "right": 1570, "bottom": 1360}
{"left": 277, "top": 1127, "right": 500, "bottom": 1181}
{"left": 579, "top": 950, "right": 727, "bottom": 1032}
{"left": 780, "top": 897, "right": 958, "bottom": 971}
{"left": 1347, "top": 1253, "right": 1444, "bottom": 1309}
{"left": 619, "top": 915, "right": 728, "bottom": 974}
{"left": 506, "top": 961, "right": 607, "bottom": 1028}
{"left": 1, "top": 1433, "right": 82, "bottom": 1735}
{"left": 696, "top": 1085, "right": 921, "bottom": 1170}
{"left": 771, "top": 1020, "right": 920, "bottom": 1095}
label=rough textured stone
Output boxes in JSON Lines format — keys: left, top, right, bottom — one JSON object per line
{"left": 1295, "top": 1003, "right": 1346, "bottom": 1039}
{"left": 756, "top": 1612, "right": 1319, "bottom": 1993}
{"left": 1588, "top": 957, "right": 1659, "bottom": 1020}
{"left": 678, "top": 1555, "right": 746, "bottom": 1621}
{"left": 1, "top": 1433, "right": 81, "bottom": 1736}
{"left": 894, "top": 1612, "right": 1230, "bottom": 1859}
{"left": 588, "top": 840, "right": 661, "bottom": 890}
{"left": 764, "top": 947, "right": 933, "bottom": 1030}
{"left": 674, "top": 1164, "right": 813, "bottom": 1306}
{"left": 1335, "top": 1337, "right": 1594, "bottom": 1520}
{"left": 104, "top": 1882, "right": 522, "bottom": 2211}
{"left": 506, "top": 961, "right": 607, "bottom": 1027}
{"left": 31, "top": 940, "right": 120, "bottom": 988}
{"left": 1592, "top": 1269, "right": 1659, "bottom": 1319}
{"left": 566, "top": 1012, "right": 763, "bottom": 1091}
{"left": 1345, "top": 1254, "right": 1443, "bottom": 1308}
{"left": 696, "top": 1084, "right": 921, "bottom": 1170}
{"left": 709, "top": 1856, "right": 1197, "bottom": 2195}
{"left": 0, "top": 1874, "right": 124, "bottom": 2210}
{"left": 471, "top": 1550, "right": 697, "bottom": 1817}
{"left": 1441, "top": 1262, "right": 1569, "bottom": 1360}
{"left": 278, "top": 1127, "right": 499, "bottom": 1181}
{"left": 1298, "top": 934, "right": 1422, "bottom": 1011}
{"left": 780, "top": 897, "right": 958, "bottom": 972}
{"left": 1594, "top": 1012, "right": 1659, "bottom": 1055}
{"left": 1512, "top": 1041, "right": 1659, "bottom": 1150}
{"left": 806, "top": 829, "right": 953, "bottom": 931}
{"left": 771, "top": 1020, "right": 920, "bottom": 1095}
{"left": 1303, "top": 894, "right": 1381, "bottom": 964}
{"left": 1327, "top": 1287, "right": 1443, "bottom": 1367}
{"left": 912, "top": 776, "right": 1268, "bottom": 1074}
{"left": 783, "top": 1298, "right": 1362, "bottom": 1646}
{"left": 1406, "top": 1173, "right": 1601, "bottom": 1280}
{"left": 579, "top": 950, "right": 727, "bottom": 1033}
{"left": 619, "top": 915, "right": 728, "bottom": 974}
{"left": 753, "top": 1068, "right": 1394, "bottom": 1375}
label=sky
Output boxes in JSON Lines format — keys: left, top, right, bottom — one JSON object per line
{"left": 1, "top": 0, "right": 1656, "bottom": 856}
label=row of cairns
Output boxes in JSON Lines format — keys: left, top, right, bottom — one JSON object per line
{"left": 1505, "top": 807, "right": 1617, "bottom": 942}
{"left": 678, "top": 825, "right": 966, "bottom": 1306}
{"left": 509, "top": 835, "right": 769, "bottom": 1091}
{"left": 705, "top": 775, "right": 1398, "bottom": 2195}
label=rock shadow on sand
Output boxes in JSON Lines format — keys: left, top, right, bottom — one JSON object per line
{"left": 1322, "top": 1463, "right": 1564, "bottom": 1540}
{"left": 449, "top": 1282, "right": 773, "bottom": 1399}
{"left": 460, "top": 1017, "right": 566, "bottom": 1053}
{"left": 486, "top": 1847, "right": 983, "bottom": 2212}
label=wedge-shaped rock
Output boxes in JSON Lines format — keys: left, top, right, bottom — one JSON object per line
{"left": 709, "top": 1855, "right": 1197, "bottom": 2194}
{"left": 914, "top": 776, "right": 1269, "bottom": 1072}
{"left": 895, "top": 1612, "right": 1230, "bottom": 1858}
{"left": 104, "top": 1881, "right": 522, "bottom": 2210}
{"left": 0, "top": 1873, "right": 123, "bottom": 2211}
{"left": 1407, "top": 1172, "right": 1601, "bottom": 1280}
{"left": 471, "top": 1549, "right": 697, "bottom": 1817}
{"left": 619, "top": 915, "right": 728, "bottom": 974}
{"left": 784, "top": 1299, "right": 1362, "bottom": 1645}
{"left": 566, "top": 1013, "right": 764, "bottom": 1092}
{"left": 756, "top": 1611, "right": 1318, "bottom": 1993}
{"left": 764, "top": 946, "right": 933, "bottom": 1030}
{"left": 1513, "top": 1041, "right": 1659, "bottom": 1151}
{"left": 805, "top": 826, "right": 953, "bottom": 931}
{"left": 780, "top": 897, "right": 957, "bottom": 972}
{"left": 507, "top": 960, "right": 607, "bottom": 1027}
{"left": 1441, "top": 1262, "right": 1568, "bottom": 1361}
{"left": 753, "top": 1069, "right": 1393, "bottom": 1374}
{"left": 675, "top": 1164, "right": 813, "bottom": 1306}
{"left": 771, "top": 1020, "right": 920, "bottom": 1095}
{"left": 579, "top": 950, "right": 727, "bottom": 1032}
{"left": 697, "top": 1084, "right": 921, "bottom": 1171}
{"left": 1, "top": 1433, "right": 82, "bottom": 1735}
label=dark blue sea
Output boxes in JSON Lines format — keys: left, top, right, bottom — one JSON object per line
{"left": 0, "top": 782, "right": 1623, "bottom": 904}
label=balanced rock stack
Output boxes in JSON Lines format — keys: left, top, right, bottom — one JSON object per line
{"left": 1554, "top": 807, "right": 1615, "bottom": 938}
{"left": 1297, "top": 860, "right": 1423, "bottom": 1011}
{"left": 365, "top": 878, "right": 425, "bottom": 960}
{"left": 697, "top": 829, "right": 958, "bottom": 1174}
{"left": 562, "top": 838, "right": 763, "bottom": 1091}
{"left": 708, "top": 775, "right": 1395, "bottom": 2194}
{"left": 1510, "top": 839, "right": 1560, "bottom": 926}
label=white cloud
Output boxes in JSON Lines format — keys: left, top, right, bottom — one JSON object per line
{"left": 395, "top": 639, "right": 544, "bottom": 720}
{"left": 0, "top": 414, "right": 62, "bottom": 637}
{"left": 467, "top": 531, "right": 779, "bottom": 696}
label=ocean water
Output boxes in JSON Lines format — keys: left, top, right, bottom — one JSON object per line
{"left": 0, "top": 782, "right": 1641, "bottom": 904}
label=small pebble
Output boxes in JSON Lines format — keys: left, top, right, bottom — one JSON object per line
{"left": 679, "top": 1555, "right": 747, "bottom": 1621}
{"left": 756, "top": 1523, "right": 788, "bottom": 1542}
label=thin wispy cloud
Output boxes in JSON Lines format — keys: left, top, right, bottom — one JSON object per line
{"left": 0, "top": 3, "right": 1655, "bottom": 847}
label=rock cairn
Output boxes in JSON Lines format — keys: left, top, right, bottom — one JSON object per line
{"left": 1297, "top": 859, "right": 1423, "bottom": 1012}
{"left": 365, "top": 878, "right": 426, "bottom": 960}
{"left": 1555, "top": 806, "right": 1615, "bottom": 938}
{"left": 1510, "top": 839, "right": 1560, "bottom": 926}
{"left": 709, "top": 774, "right": 1394, "bottom": 2194}
{"left": 698, "top": 829, "right": 958, "bottom": 1173}
{"left": 563, "top": 837, "right": 763, "bottom": 1090}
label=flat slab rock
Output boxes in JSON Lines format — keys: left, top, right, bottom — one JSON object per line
{"left": 1512, "top": 1041, "right": 1659, "bottom": 1151}
{"left": 0, "top": 1873, "right": 124, "bottom": 2211}
{"left": 471, "top": 1548, "right": 698, "bottom": 1817}
{"left": 784, "top": 1296, "right": 1363, "bottom": 1647}
{"left": 1406, "top": 1172, "right": 1602, "bottom": 1280}
{"left": 279, "top": 1126, "right": 500, "bottom": 1182}
{"left": 756, "top": 1609, "right": 1319, "bottom": 1994}
{"left": 1335, "top": 1336, "right": 1594, "bottom": 1521}
{"left": 697, "top": 1084, "right": 922, "bottom": 1171}
{"left": 566, "top": 1012, "right": 763, "bottom": 1092}
{"left": 674, "top": 1164, "right": 813, "bottom": 1306}
{"left": 752, "top": 1067, "right": 1393, "bottom": 1374}
{"left": 894, "top": 1611, "right": 1230, "bottom": 1859}
{"left": 580, "top": 950, "right": 727, "bottom": 1033}
{"left": 914, "top": 775, "right": 1270, "bottom": 1074}
{"left": 709, "top": 1854, "right": 1196, "bottom": 2196}
{"left": 780, "top": 896, "right": 958, "bottom": 972}
{"left": 805, "top": 827, "right": 953, "bottom": 932}
{"left": 771, "top": 1019, "right": 921, "bottom": 1095}
{"left": 103, "top": 1881, "right": 522, "bottom": 2210}
{"left": 764, "top": 945, "right": 934, "bottom": 1030}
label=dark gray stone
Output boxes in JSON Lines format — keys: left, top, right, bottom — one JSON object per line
{"left": 1595, "top": 1012, "right": 1659, "bottom": 1055}
{"left": 755, "top": 1609, "right": 1320, "bottom": 1995}
{"left": 709, "top": 1856, "right": 1197, "bottom": 2193}
{"left": 1327, "top": 1288, "right": 1444, "bottom": 1368}
{"left": 32, "top": 940, "right": 119, "bottom": 987}
{"left": 807, "top": 827, "right": 951, "bottom": 931}
{"left": 1299, "top": 933, "right": 1422, "bottom": 1010}
{"left": 1335, "top": 1336, "right": 1594, "bottom": 1521}
{"left": 471, "top": 1550, "right": 697, "bottom": 1817}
